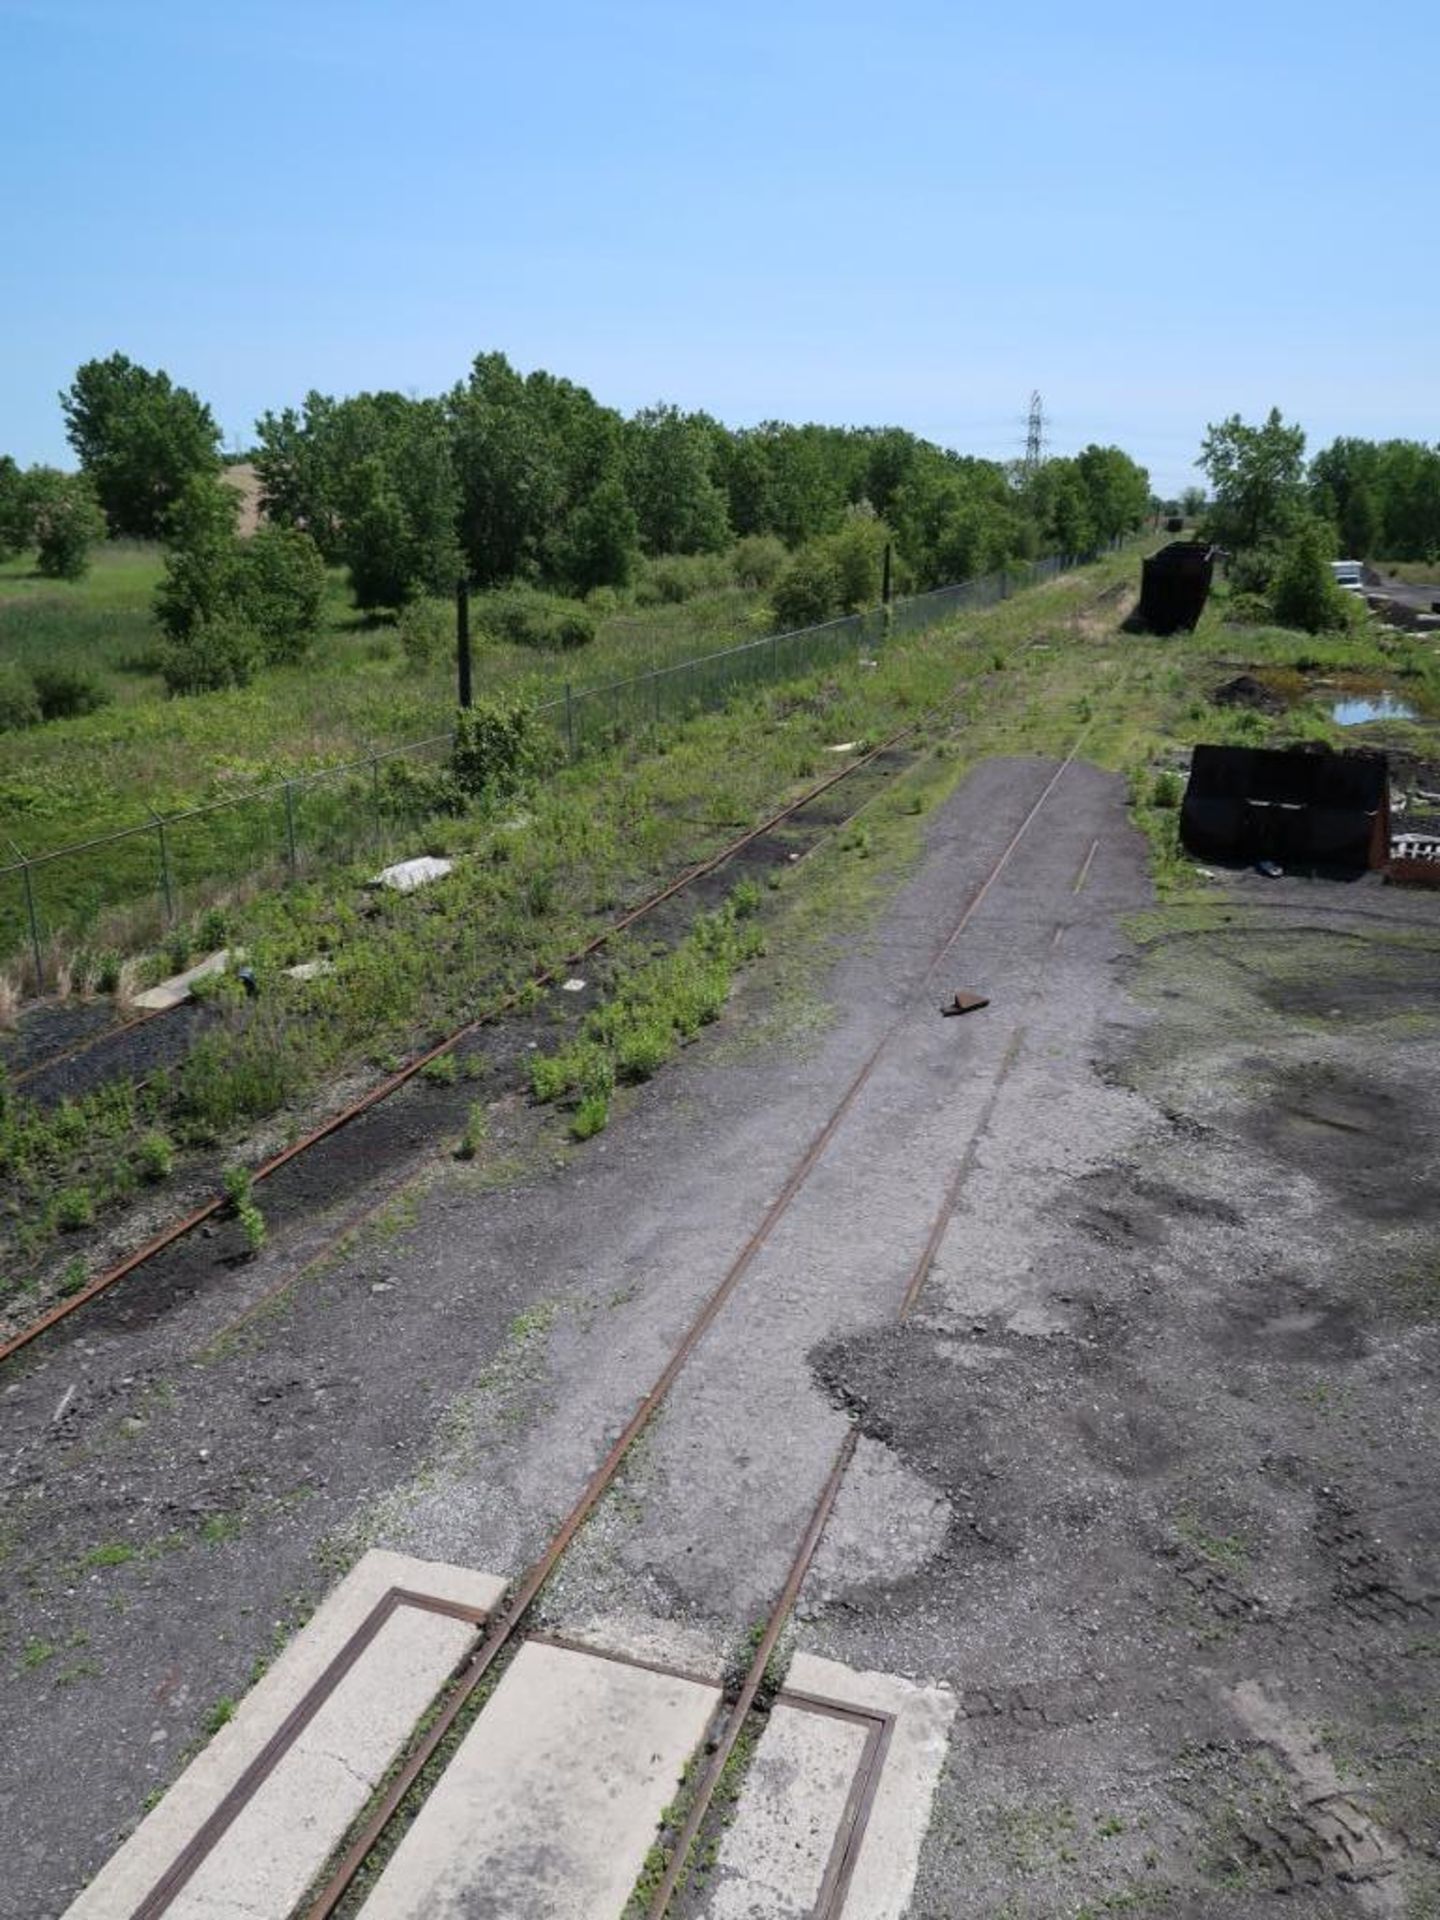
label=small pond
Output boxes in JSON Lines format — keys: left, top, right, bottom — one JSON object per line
{"left": 1330, "top": 692, "right": 1417, "bottom": 726}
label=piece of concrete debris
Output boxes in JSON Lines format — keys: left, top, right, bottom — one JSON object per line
{"left": 285, "top": 959, "right": 335, "bottom": 982}
{"left": 370, "top": 856, "right": 454, "bottom": 893}
{"left": 826, "top": 741, "right": 859, "bottom": 753}
{"left": 561, "top": 978, "right": 587, "bottom": 993}
{"left": 132, "top": 948, "right": 235, "bottom": 1012}
{"left": 941, "top": 989, "right": 990, "bottom": 1017}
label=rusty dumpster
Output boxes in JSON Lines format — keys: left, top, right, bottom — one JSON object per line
{"left": 1180, "top": 744, "right": 1390, "bottom": 870}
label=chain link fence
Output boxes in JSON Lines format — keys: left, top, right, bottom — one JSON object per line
{"left": 0, "top": 544, "right": 1116, "bottom": 985}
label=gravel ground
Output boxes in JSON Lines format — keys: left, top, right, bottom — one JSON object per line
{"left": 3, "top": 748, "right": 1438, "bottom": 1920}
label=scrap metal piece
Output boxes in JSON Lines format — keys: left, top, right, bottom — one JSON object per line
{"left": 941, "top": 990, "right": 990, "bottom": 1017}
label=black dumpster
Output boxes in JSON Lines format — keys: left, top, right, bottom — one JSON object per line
{"left": 1138, "top": 542, "right": 1215, "bottom": 634}
{"left": 1180, "top": 744, "right": 1390, "bottom": 870}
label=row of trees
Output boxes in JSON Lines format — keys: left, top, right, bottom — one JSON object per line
{"left": 1199, "top": 408, "right": 1440, "bottom": 567}
{"left": 4, "top": 351, "right": 1150, "bottom": 689}
{"left": 249, "top": 355, "right": 1150, "bottom": 613}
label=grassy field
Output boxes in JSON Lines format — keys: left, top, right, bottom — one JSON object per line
{"left": 0, "top": 547, "right": 779, "bottom": 967}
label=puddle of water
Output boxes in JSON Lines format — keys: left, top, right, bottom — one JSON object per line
{"left": 1330, "top": 692, "right": 1417, "bottom": 725}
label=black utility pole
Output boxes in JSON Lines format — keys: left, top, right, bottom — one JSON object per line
{"left": 456, "top": 577, "right": 473, "bottom": 709}
{"left": 881, "top": 541, "right": 893, "bottom": 605}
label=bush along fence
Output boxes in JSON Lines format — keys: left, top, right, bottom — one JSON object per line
{"left": 0, "top": 544, "right": 1115, "bottom": 985}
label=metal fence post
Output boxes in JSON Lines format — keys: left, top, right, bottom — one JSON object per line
{"left": 7, "top": 838, "right": 43, "bottom": 993}
{"left": 565, "top": 683, "right": 575, "bottom": 759}
{"left": 284, "top": 781, "right": 298, "bottom": 873}
{"left": 147, "top": 809, "right": 175, "bottom": 924}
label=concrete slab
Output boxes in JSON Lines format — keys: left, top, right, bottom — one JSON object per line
{"left": 707, "top": 1655, "right": 955, "bottom": 1920}
{"left": 371, "top": 855, "right": 453, "bottom": 892}
{"left": 131, "top": 949, "right": 233, "bottom": 1012}
{"left": 63, "top": 1550, "right": 503, "bottom": 1920}
{"left": 362, "top": 1639, "right": 718, "bottom": 1920}
{"left": 708, "top": 1700, "right": 870, "bottom": 1918}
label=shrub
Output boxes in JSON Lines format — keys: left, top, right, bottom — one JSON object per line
{"left": 615, "top": 1019, "right": 673, "bottom": 1083}
{"left": 451, "top": 696, "right": 556, "bottom": 801}
{"left": 1151, "top": 769, "right": 1183, "bottom": 808}
{"left": 30, "top": 471, "right": 106, "bottom": 580}
{"left": 137, "top": 1133, "right": 175, "bottom": 1183}
{"left": 161, "top": 617, "right": 259, "bottom": 695}
{"left": 731, "top": 534, "right": 788, "bottom": 590}
{"left": 772, "top": 547, "right": 843, "bottom": 629}
{"left": 237, "top": 525, "right": 326, "bottom": 664}
{"left": 637, "top": 552, "right": 732, "bottom": 605}
{"left": 376, "top": 756, "right": 464, "bottom": 818}
{"left": 570, "top": 1092, "right": 610, "bottom": 1140}
{"left": 477, "top": 586, "right": 595, "bottom": 650}
{"left": 456, "top": 1101, "right": 488, "bottom": 1160}
{"left": 420, "top": 1051, "right": 458, "bottom": 1086}
{"left": 1271, "top": 520, "right": 1347, "bottom": 634}
{"left": 0, "top": 664, "right": 42, "bottom": 733}
{"left": 55, "top": 1187, "right": 95, "bottom": 1231}
{"left": 397, "top": 597, "right": 452, "bottom": 671}
{"left": 237, "top": 1199, "right": 266, "bottom": 1256}
{"left": 31, "top": 663, "right": 111, "bottom": 722}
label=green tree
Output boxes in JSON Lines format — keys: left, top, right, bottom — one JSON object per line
{"left": 237, "top": 525, "right": 327, "bottom": 662}
{"left": 1270, "top": 518, "right": 1345, "bottom": 633}
{"left": 154, "top": 474, "right": 243, "bottom": 641}
{"left": 624, "top": 405, "right": 731, "bottom": 554}
{"left": 771, "top": 546, "right": 843, "bottom": 628}
{"left": 1198, "top": 408, "right": 1307, "bottom": 551}
{"left": 559, "top": 477, "right": 639, "bottom": 593}
{"left": 27, "top": 468, "right": 106, "bottom": 579}
{"left": 0, "top": 455, "right": 33, "bottom": 560}
{"left": 61, "top": 352, "right": 221, "bottom": 537}
{"left": 1074, "top": 444, "right": 1150, "bottom": 542}
{"left": 1341, "top": 484, "right": 1380, "bottom": 559}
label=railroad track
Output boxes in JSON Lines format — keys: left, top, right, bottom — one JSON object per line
{"left": 289, "top": 734, "right": 1092, "bottom": 1920}
{"left": 0, "top": 719, "right": 934, "bottom": 1369}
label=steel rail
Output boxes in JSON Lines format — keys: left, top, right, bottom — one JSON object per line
{"left": 297, "top": 730, "right": 1088, "bottom": 1920}
{"left": 0, "top": 721, "right": 922, "bottom": 1369}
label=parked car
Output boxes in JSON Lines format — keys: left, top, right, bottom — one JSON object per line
{"left": 1330, "top": 559, "right": 1365, "bottom": 594}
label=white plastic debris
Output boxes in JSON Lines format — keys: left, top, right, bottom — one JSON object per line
{"left": 371, "top": 856, "right": 454, "bottom": 893}
{"left": 561, "top": 978, "right": 587, "bottom": 993}
{"left": 285, "top": 959, "right": 335, "bottom": 981}
{"left": 825, "top": 741, "right": 859, "bottom": 754}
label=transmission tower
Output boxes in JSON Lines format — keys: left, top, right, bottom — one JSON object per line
{"left": 1024, "top": 390, "right": 1046, "bottom": 473}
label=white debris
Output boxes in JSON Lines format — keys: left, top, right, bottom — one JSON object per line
{"left": 371, "top": 857, "right": 454, "bottom": 893}
{"left": 285, "top": 959, "right": 335, "bottom": 981}
{"left": 825, "top": 741, "right": 859, "bottom": 754}
{"left": 561, "top": 978, "right": 587, "bottom": 993}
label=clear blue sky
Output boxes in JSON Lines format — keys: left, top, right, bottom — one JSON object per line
{"left": 3, "top": 0, "right": 1435, "bottom": 497}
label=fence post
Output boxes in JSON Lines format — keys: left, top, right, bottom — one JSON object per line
{"left": 147, "top": 808, "right": 175, "bottom": 925}
{"left": 7, "top": 838, "right": 43, "bottom": 994}
{"left": 565, "top": 683, "right": 575, "bottom": 759}
{"left": 371, "top": 751, "right": 381, "bottom": 824}
{"left": 284, "top": 781, "right": 298, "bottom": 873}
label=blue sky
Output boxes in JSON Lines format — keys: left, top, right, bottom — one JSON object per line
{"left": 3, "top": 0, "right": 1434, "bottom": 496}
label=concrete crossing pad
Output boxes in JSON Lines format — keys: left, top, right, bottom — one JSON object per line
{"left": 361, "top": 1638, "right": 720, "bottom": 1920}
{"left": 705, "top": 1654, "right": 956, "bottom": 1918}
{"left": 63, "top": 1550, "right": 503, "bottom": 1920}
